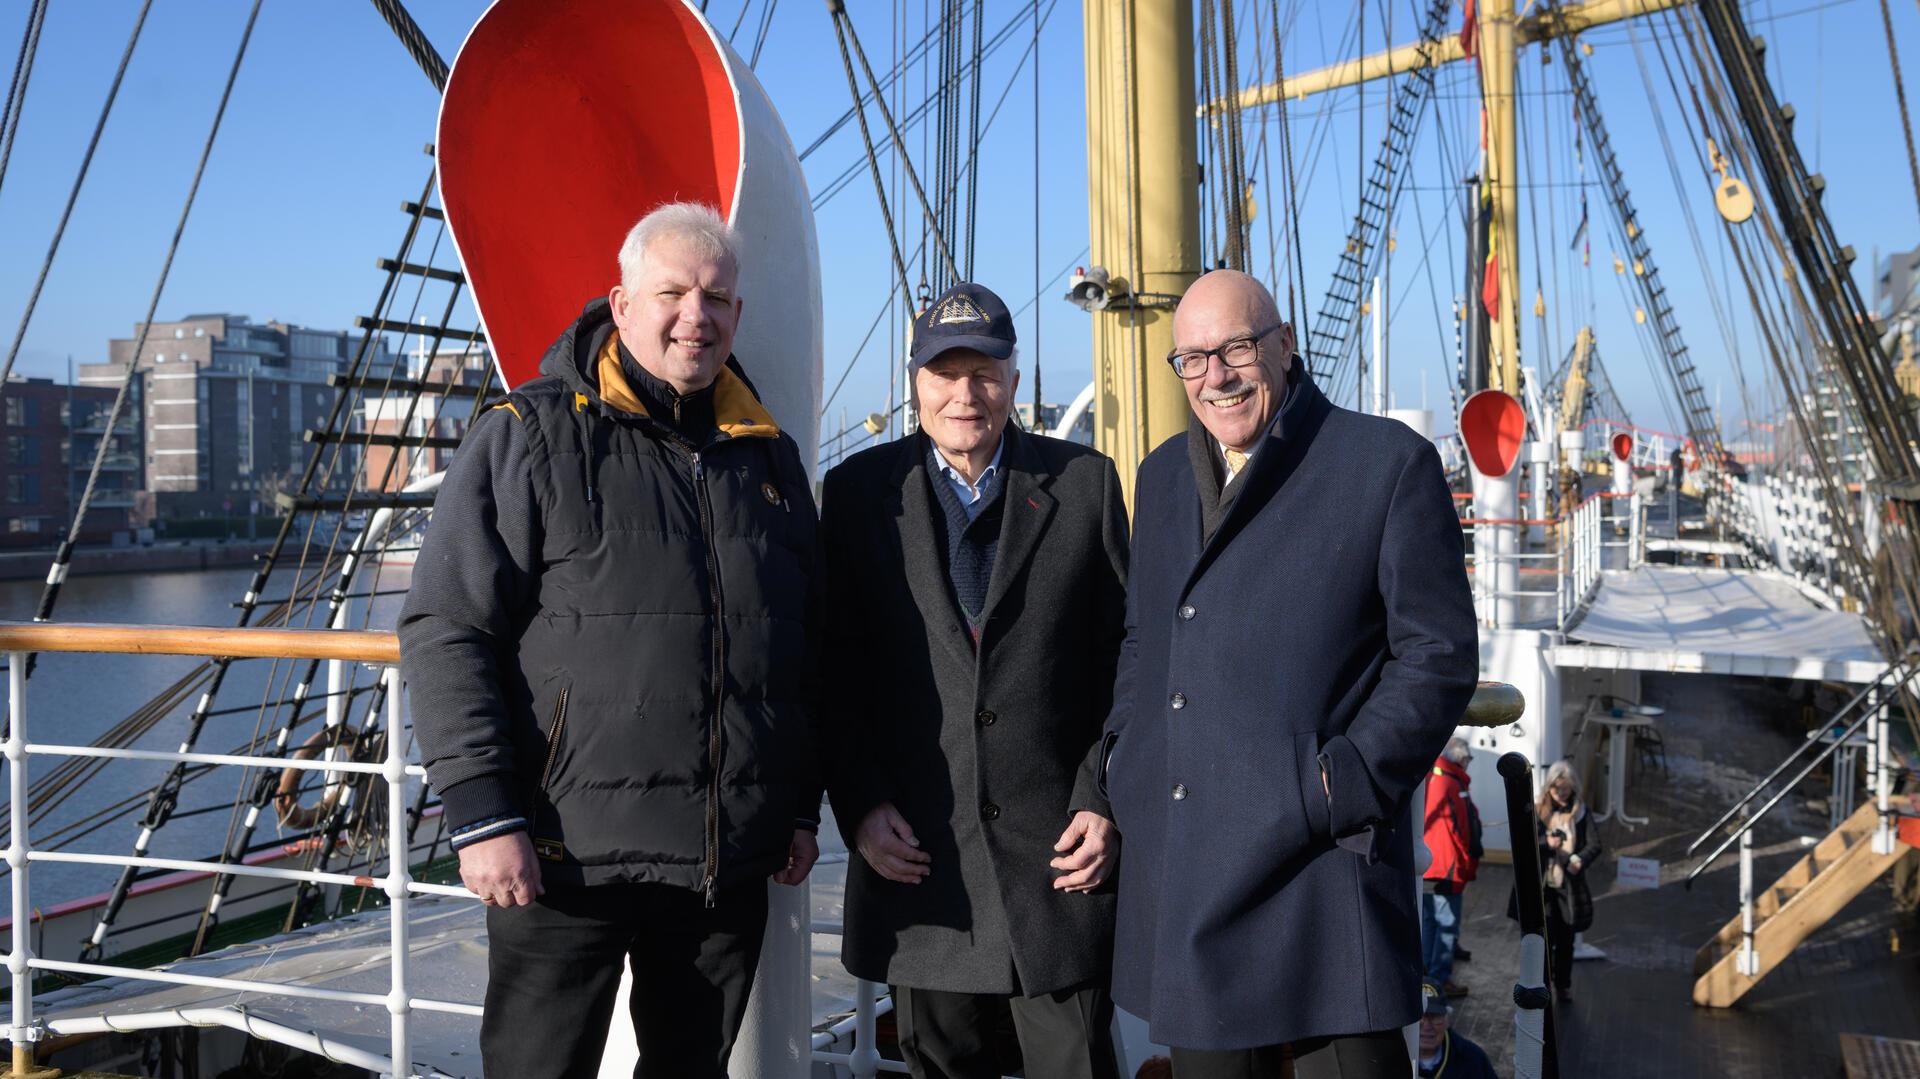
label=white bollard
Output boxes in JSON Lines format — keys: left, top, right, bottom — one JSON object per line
{"left": 729, "top": 879, "right": 812, "bottom": 1079}
{"left": 1527, "top": 440, "right": 1553, "bottom": 547}
{"left": 1471, "top": 468, "right": 1520, "bottom": 629}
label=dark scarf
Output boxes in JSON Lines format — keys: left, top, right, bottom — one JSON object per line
{"left": 1187, "top": 361, "right": 1303, "bottom": 541}
{"left": 615, "top": 340, "right": 719, "bottom": 445}
{"left": 924, "top": 433, "right": 1007, "bottom": 644}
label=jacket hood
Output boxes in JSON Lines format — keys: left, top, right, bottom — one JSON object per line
{"left": 537, "top": 297, "right": 780, "bottom": 438}
{"left": 1434, "top": 756, "right": 1471, "bottom": 786}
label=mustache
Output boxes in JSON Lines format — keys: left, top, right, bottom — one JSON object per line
{"left": 1198, "top": 381, "right": 1255, "bottom": 403}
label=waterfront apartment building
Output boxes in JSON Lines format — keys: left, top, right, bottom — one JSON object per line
{"left": 0, "top": 376, "right": 140, "bottom": 548}
{"left": 79, "top": 315, "right": 393, "bottom": 523}
{"left": 357, "top": 341, "right": 495, "bottom": 493}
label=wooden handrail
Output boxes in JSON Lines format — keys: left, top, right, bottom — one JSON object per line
{"left": 0, "top": 622, "right": 399, "bottom": 664}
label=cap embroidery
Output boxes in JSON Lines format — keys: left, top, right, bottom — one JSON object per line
{"left": 935, "top": 296, "right": 988, "bottom": 325}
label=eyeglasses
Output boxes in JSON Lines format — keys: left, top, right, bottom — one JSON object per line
{"left": 1167, "top": 323, "right": 1284, "bottom": 380}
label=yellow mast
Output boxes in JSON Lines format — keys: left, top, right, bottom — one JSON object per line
{"left": 1480, "top": 0, "right": 1520, "bottom": 393}
{"left": 1163, "top": 0, "right": 1689, "bottom": 405}
{"left": 1083, "top": 0, "right": 1200, "bottom": 505}
{"left": 1559, "top": 325, "right": 1594, "bottom": 433}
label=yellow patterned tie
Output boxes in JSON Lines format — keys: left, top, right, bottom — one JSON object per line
{"left": 1224, "top": 448, "right": 1250, "bottom": 478}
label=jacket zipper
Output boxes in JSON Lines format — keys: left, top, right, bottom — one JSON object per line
{"left": 537, "top": 686, "right": 570, "bottom": 793}
{"left": 691, "top": 450, "right": 727, "bottom": 908}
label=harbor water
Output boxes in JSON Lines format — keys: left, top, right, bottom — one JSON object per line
{"left": 0, "top": 562, "right": 414, "bottom": 904}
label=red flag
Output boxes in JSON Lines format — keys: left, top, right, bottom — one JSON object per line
{"left": 1482, "top": 252, "right": 1500, "bottom": 321}
{"left": 1461, "top": 0, "right": 1478, "bottom": 59}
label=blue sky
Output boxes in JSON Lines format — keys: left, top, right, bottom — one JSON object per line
{"left": 0, "top": 0, "right": 1908, "bottom": 447}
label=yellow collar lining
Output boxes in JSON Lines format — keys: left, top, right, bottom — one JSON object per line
{"left": 592, "top": 333, "right": 780, "bottom": 439}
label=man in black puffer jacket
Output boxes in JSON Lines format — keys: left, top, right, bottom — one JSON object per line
{"left": 400, "top": 202, "right": 821, "bottom": 1079}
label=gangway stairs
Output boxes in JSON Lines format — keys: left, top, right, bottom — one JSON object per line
{"left": 1685, "top": 651, "right": 1919, "bottom": 1008}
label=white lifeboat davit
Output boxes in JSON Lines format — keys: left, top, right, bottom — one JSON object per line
{"left": 436, "top": 0, "right": 824, "bottom": 466}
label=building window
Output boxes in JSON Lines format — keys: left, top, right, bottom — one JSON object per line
{"left": 5, "top": 435, "right": 36, "bottom": 467}
{"left": 5, "top": 474, "right": 39, "bottom": 505}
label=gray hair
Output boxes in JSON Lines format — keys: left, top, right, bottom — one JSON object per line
{"left": 617, "top": 202, "right": 742, "bottom": 293}
{"left": 1442, "top": 736, "right": 1472, "bottom": 765}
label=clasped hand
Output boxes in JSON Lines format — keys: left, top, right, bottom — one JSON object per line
{"left": 854, "top": 802, "right": 1118, "bottom": 892}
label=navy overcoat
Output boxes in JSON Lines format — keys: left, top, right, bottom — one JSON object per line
{"left": 1102, "top": 368, "right": 1477, "bottom": 1050}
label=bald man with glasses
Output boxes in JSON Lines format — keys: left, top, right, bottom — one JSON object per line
{"left": 1098, "top": 270, "right": 1478, "bottom": 1079}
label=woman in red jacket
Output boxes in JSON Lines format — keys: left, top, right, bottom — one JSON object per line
{"left": 1422, "top": 737, "right": 1478, "bottom": 995}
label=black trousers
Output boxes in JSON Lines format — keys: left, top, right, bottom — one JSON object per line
{"left": 481, "top": 881, "right": 768, "bottom": 1079}
{"left": 893, "top": 981, "right": 1121, "bottom": 1079}
{"left": 1547, "top": 907, "right": 1576, "bottom": 990}
{"left": 1170, "top": 1029, "right": 1408, "bottom": 1079}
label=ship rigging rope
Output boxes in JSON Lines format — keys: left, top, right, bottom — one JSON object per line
{"left": 811, "top": 0, "right": 1060, "bottom": 219}
{"left": 832, "top": 2, "right": 960, "bottom": 286}
{"left": 828, "top": 2, "right": 916, "bottom": 317}
{"left": 1653, "top": 0, "right": 1920, "bottom": 668}
{"left": 1877, "top": 0, "right": 1920, "bottom": 227}
{"left": 0, "top": 0, "right": 47, "bottom": 217}
{"left": 367, "top": 0, "right": 447, "bottom": 93}
{"left": 22, "top": 0, "right": 264, "bottom": 683}
{"left": 0, "top": 0, "right": 153, "bottom": 399}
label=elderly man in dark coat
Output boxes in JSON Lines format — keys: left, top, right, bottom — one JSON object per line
{"left": 1101, "top": 270, "right": 1478, "bottom": 1079}
{"left": 823, "top": 282, "right": 1129, "bottom": 1079}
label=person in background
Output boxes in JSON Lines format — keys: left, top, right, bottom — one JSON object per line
{"left": 1417, "top": 980, "right": 1497, "bottom": 1079}
{"left": 1456, "top": 779, "right": 1483, "bottom": 965}
{"left": 1422, "top": 736, "right": 1478, "bottom": 996}
{"left": 1535, "top": 759, "right": 1600, "bottom": 1003}
{"left": 1134, "top": 1057, "right": 1174, "bottom": 1079}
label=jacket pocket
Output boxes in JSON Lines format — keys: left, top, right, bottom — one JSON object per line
{"left": 1294, "top": 730, "right": 1330, "bottom": 841}
{"left": 1097, "top": 730, "right": 1120, "bottom": 797}
{"left": 537, "top": 685, "right": 571, "bottom": 793}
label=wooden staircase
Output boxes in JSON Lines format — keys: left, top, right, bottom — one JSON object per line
{"left": 1692, "top": 800, "right": 1911, "bottom": 1007}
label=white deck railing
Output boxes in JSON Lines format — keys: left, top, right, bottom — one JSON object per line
{"left": 0, "top": 623, "right": 483, "bottom": 1079}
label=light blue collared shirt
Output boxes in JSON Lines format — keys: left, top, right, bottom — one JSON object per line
{"left": 933, "top": 435, "right": 1006, "bottom": 522}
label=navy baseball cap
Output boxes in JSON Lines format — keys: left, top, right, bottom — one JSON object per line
{"left": 909, "top": 282, "right": 1016, "bottom": 371}
{"left": 1421, "top": 980, "right": 1450, "bottom": 1016}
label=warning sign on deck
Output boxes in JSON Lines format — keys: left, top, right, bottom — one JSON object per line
{"left": 1615, "top": 855, "right": 1660, "bottom": 890}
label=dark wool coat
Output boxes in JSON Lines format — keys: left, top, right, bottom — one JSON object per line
{"left": 1103, "top": 369, "right": 1478, "bottom": 1050}
{"left": 822, "top": 426, "right": 1129, "bottom": 995}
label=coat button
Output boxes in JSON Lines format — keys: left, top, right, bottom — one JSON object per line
{"left": 977, "top": 709, "right": 996, "bottom": 726}
{"left": 1178, "top": 604, "right": 1196, "bottom": 621}
{"left": 1171, "top": 783, "right": 1188, "bottom": 801}
{"left": 1170, "top": 692, "right": 1187, "bottom": 710}
{"left": 981, "top": 802, "right": 1001, "bottom": 821}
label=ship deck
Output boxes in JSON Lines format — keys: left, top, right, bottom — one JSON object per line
{"left": 1444, "top": 671, "right": 1920, "bottom": 1078}
{"left": 1554, "top": 565, "right": 1886, "bottom": 683}
{"left": 29, "top": 671, "right": 1918, "bottom": 1077}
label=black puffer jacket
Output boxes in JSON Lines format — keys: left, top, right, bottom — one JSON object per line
{"left": 400, "top": 298, "right": 820, "bottom": 895}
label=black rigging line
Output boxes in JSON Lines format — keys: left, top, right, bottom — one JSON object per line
{"left": 807, "top": 0, "right": 1058, "bottom": 212}
{"left": 0, "top": 0, "right": 154, "bottom": 398}
{"left": 0, "top": 0, "right": 48, "bottom": 209}
{"left": 24, "top": 0, "right": 265, "bottom": 676}
{"left": 367, "top": 0, "right": 448, "bottom": 93}
{"left": 964, "top": 0, "right": 984, "bottom": 280}
{"left": 833, "top": 1, "right": 961, "bottom": 283}
{"left": 1031, "top": 0, "right": 1041, "bottom": 421}
{"left": 828, "top": 0, "right": 917, "bottom": 317}
{"left": 1877, "top": 0, "right": 1920, "bottom": 227}
{"left": 750, "top": 0, "right": 780, "bottom": 68}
